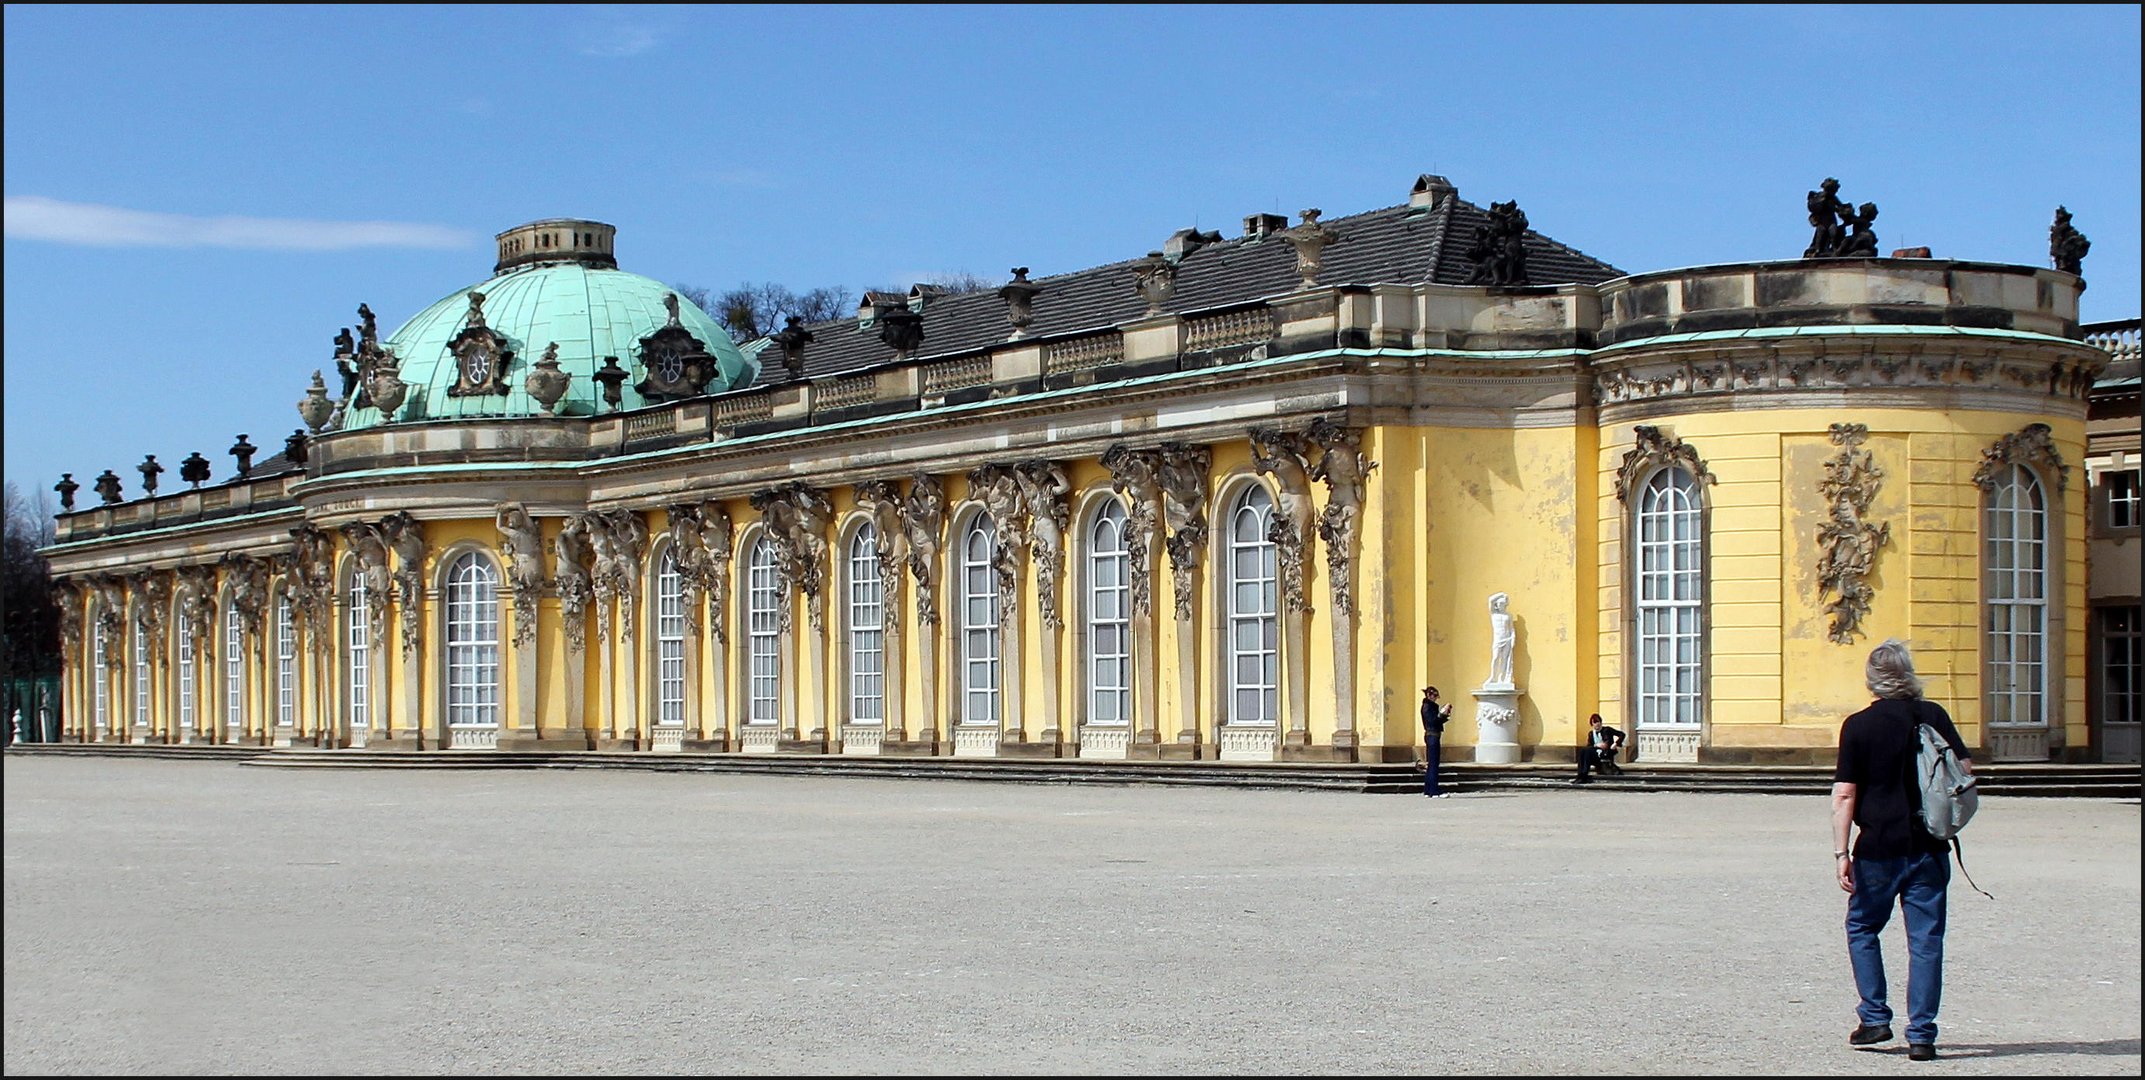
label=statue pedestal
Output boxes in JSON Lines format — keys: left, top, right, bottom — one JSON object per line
{"left": 1473, "top": 685, "right": 1522, "bottom": 764}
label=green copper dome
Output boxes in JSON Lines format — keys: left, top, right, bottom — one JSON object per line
{"left": 340, "top": 227, "right": 752, "bottom": 429}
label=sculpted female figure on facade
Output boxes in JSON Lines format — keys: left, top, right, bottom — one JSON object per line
{"left": 1250, "top": 427, "right": 1317, "bottom": 614}
{"left": 1485, "top": 592, "right": 1516, "bottom": 689}
{"left": 339, "top": 522, "right": 392, "bottom": 643}
{"left": 1156, "top": 444, "right": 1212, "bottom": 623}
{"left": 855, "top": 479, "right": 910, "bottom": 630}
{"left": 1306, "top": 419, "right": 1375, "bottom": 618}
{"left": 697, "top": 502, "right": 733, "bottom": 646}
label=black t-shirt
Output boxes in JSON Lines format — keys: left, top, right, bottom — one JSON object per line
{"left": 1832, "top": 697, "right": 1971, "bottom": 859}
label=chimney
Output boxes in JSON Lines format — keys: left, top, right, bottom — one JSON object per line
{"left": 1242, "top": 213, "right": 1289, "bottom": 239}
{"left": 1411, "top": 174, "right": 1456, "bottom": 209}
{"left": 1164, "top": 227, "right": 1223, "bottom": 263}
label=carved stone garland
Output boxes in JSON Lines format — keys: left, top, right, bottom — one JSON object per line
{"left": 1971, "top": 422, "right": 2069, "bottom": 494}
{"left": 1815, "top": 424, "right": 1891, "bottom": 645}
{"left": 1613, "top": 425, "right": 1718, "bottom": 504}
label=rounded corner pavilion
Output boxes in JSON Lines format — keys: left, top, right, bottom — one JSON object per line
{"left": 41, "top": 179, "right": 2117, "bottom": 768}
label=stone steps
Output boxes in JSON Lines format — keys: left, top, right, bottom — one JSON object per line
{"left": 9, "top": 743, "right": 2136, "bottom": 798}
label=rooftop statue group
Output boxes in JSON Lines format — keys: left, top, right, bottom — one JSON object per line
{"left": 1464, "top": 200, "right": 1532, "bottom": 287}
{"left": 1803, "top": 177, "right": 1881, "bottom": 259}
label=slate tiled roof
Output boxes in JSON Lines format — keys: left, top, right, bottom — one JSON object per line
{"left": 741, "top": 195, "right": 1625, "bottom": 388}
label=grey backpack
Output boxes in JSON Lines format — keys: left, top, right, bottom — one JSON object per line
{"left": 1913, "top": 703, "right": 1991, "bottom": 898}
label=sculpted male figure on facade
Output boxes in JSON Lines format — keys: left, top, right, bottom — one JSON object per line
{"left": 496, "top": 504, "right": 546, "bottom": 647}
{"left": 1307, "top": 419, "right": 1375, "bottom": 617}
{"left": 1015, "top": 461, "right": 1073, "bottom": 630}
{"left": 554, "top": 514, "right": 597, "bottom": 653}
{"left": 339, "top": 521, "right": 392, "bottom": 643}
{"left": 855, "top": 479, "right": 910, "bottom": 631}
{"left": 698, "top": 502, "right": 733, "bottom": 646}
{"left": 1101, "top": 444, "right": 1163, "bottom": 619}
{"left": 902, "top": 473, "right": 946, "bottom": 627}
{"left": 1250, "top": 427, "right": 1317, "bottom": 614}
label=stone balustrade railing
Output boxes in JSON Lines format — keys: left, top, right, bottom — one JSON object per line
{"left": 2084, "top": 319, "right": 2140, "bottom": 365}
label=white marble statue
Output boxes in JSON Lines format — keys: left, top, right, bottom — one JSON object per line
{"left": 1484, "top": 591, "right": 1515, "bottom": 689}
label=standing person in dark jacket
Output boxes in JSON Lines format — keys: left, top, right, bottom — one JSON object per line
{"left": 1421, "top": 686, "right": 1454, "bottom": 798}
{"left": 1830, "top": 638, "right": 1973, "bottom": 1062}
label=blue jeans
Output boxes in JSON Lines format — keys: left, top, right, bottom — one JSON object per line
{"left": 1845, "top": 850, "right": 1950, "bottom": 1044}
{"left": 1423, "top": 735, "right": 1442, "bottom": 796}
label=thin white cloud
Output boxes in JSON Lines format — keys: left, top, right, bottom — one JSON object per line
{"left": 581, "top": 24, "right": 659, "bottom": 57}
{"left": 3, "top": 196, "right": 475, "bottom": 251}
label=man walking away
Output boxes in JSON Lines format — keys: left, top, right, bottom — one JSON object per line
{"left": 1831, "top": 638, "right": 1972, "bottom": 1062}
{"left": 1421, "top": 687, "right": 1453, "bottom": 798}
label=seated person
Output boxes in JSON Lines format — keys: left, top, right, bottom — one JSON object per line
{"left": 1575, "top": 713, "right": 1627, "bottom": 783}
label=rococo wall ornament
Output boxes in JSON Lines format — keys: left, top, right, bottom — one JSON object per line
{"left": 1972, "top": 422, "right": 2069, "bottom": 494}
{"left": 1613, "top": 425, "right": 1717, "bottom": 504}
{"left": 1815, "top": 423, "right": 1890, "bottom": 645}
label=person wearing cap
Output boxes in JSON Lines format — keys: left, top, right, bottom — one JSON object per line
{"left": 1420, "top": 686, "right": 1454, "bottom": 798}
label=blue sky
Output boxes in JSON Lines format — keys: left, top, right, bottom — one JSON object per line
{"left": 5, "top": 4, "right": 2140, "bottom": 510}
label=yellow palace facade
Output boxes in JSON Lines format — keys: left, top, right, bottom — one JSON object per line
{"left": 41, "top": 177, "right": 2113, "bottom": 766}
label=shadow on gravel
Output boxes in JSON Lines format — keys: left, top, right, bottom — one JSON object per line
{"left": 1928, "top": 1038, "right": 2142, "bottom": 1059}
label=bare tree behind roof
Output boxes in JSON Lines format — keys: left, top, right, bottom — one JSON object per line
{"left": 676, "top": 282, "right": 854, "bottom": 342}
{"left": 1, "top": 481, "right": 59, "bottom": 680}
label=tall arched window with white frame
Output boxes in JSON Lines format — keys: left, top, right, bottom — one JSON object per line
{"left": 224, "top": 597, "right": 245, "bottom": 735}
{"left": 275, "top": 592, "right": 295, "bottom": 729}
{"left": 176, "top": 607, "right": 196, "bottom": 733}
{"left": 848, "top": 522, "right": 885, "bottom": 724}
{"left": 347, "top": 574, "right": 370, "bottom": 732}
{"left": 655, "top": 548, "right": 685, "bottom": 728}
{"left": 91, "top": 605, "right": 109, "bottom": 734}
{"left": 1226, "top": 485, "right": 1279, "bottom": 726}
{"left": 1634, "top": 467, "right": 1704, "bottom": 731}
{"left": 1985, "top": 463, "right": 2048, "bottom": 729}
{"left": 132, "top": 615, "right": 149, "bottom": 731}
{"left": 1086, "top": 499, "right": 1131, "bottom": 725}
{"left": 746, "top": 537, "right": 781, "bottom": 725}
{"left": 959, "top": 513, "right": 1001, "bottom": 726}
{"left": 444, "top": 552, "right": 501, "bottom": 732}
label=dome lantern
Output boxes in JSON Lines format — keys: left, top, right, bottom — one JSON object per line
{"left": 495, "top": 218, "right": 617, "bottom": 274}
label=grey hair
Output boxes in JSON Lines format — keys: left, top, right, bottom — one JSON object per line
{"left": 1865, "top": 638, "right": 1924, "bottom": 700}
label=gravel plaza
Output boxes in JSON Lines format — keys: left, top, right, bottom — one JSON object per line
{"left": 3, "top": 754, "right": 2138, "bottom": 1076}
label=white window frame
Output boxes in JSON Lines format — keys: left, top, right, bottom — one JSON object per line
{"left": 224, "top": 599, "right": 245, "bottom": 734}
{"left": 444, "top": 552, "right": 501, "bottom": 730}
{"left": 132, "top": 616, "right": 149, "bottom": 730}
{"left": 655, "top": 549, "right": 686, "bottom": 727}
{"left": 1086, "top": 499, "right": 1131, "bottom": 726}
{"left": 1226, "top": 485, "right": 1280, "bottom": 727}
{"left": 276, "top": 593, "right": 295, "bottom": 728}
{"left": 2108, "top": 468, "right": 2140, "bottom": 530}
{"left": 347, "top": 574, "right": 370, "bottom": 731}
{"left": 1985, "top": 464, "right": 2048, "bottom": 728}
{"left": 847, "top": 523, "right": 885, "bottom": 725}
{"left": 177, "top": 608, "right": 196, "bottom": 732}
{"left": 959, "top": 513, "right": 1001, "bottom": 727}
{"left": 1635, "top": 467, "right": 1704, "bottom": 730}
{"left": 746, "top": 537, "right": 781, "bottom": 725}
{"left": 91, "top": 607, "right": 108, "bottom": 733}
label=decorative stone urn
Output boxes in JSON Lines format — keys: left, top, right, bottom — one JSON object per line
{"left": 525, "top": 343, "right": 570, "bottom": 415}
{"left": 297, "top": 370, "right": 335, "bottom": 432}
{"left": 366, "top": 358, "right": 407, "bottom": 422}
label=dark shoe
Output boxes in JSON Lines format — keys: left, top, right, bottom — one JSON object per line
{"left": 1570, "top": 777, "right": 1591, "bottom": 785}
{"left": 1848, "top": 1024, "right": 1893, "bottom": 1046}
{"left": 1907, "top": 1043, "right": 1935, "bottom": 1061}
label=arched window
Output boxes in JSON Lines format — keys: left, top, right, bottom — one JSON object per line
{"left": 746, "top": 537, "right": 781, "bottom": 725}
{"left": 275, "top": 592, "right": 295, "bottom": 729}
{"left": 1086, "top": 499, "right": 1131, "bottom": 725}
{"left": 1635, "top": 467, "right": 1704, "bottom": 730}
{"left": 960, "top": 513, "right": 1001, "bottom": 726}
{"left": 1985, "top": 464, "right": 2048, "bottom": 728}
{"left": 444, "top": 552, "right": 501, "bottom": 730}
{"left": 347, "top": 573, "right": 370, "bottom": 732}
{"left": 91, "top": 604, "right": 108, "bottom": 733}
{"left": 1226, "top": 485, "right": 1279, "bottom": 726}
{"left": 224, "top": 598, "right": 245, "bottom": 734}
{"left": 848, "top": 522, "right": 884, "bottom": 724}
{"left": 132, "top": 615, "right": 149, "bottom": 730}
{"left": 655, "top": 548, "right": 685, "bottom": 727}
{"left": 176, "top": 607, "right": 196, "bottom": 733}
